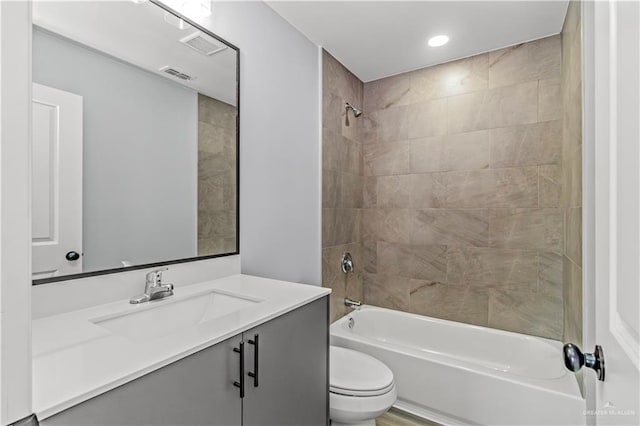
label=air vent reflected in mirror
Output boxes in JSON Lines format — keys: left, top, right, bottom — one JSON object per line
{"left": 180, "top": 31, "right": 227, "bottom": 56}
{"left": 158, "top": 65, "right": 195, "bottom": 81}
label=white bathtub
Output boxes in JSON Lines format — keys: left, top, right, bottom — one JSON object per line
{"left": 330, "top": 305, "right": 585, "bottom": 426}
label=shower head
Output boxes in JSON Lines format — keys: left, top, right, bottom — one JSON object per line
{"left": 345, "top": 103, "right": 362, "bottom": 118}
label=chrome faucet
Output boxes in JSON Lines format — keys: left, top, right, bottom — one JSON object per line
{"left": 130, "top": 268, "right": 174, "bottom": 304}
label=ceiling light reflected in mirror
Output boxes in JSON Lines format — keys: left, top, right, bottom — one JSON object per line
{"left": 160, "top": 0, "right": 212, "bottom": 20}
{"left": 164, "top": 11, "right": 191, "bottom": 30}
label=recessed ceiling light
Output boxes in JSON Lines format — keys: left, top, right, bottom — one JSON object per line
{"left": 428, "top": 35, "right": 449, "bottom": 47}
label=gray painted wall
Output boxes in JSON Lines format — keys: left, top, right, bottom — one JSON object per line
{"left": 192, "top": 2, "right": 322, "bottom": 285}
{"left": 33, "top": 28, "right": 198, "bottom": 272}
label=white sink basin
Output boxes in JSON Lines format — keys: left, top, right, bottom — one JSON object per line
{"left": 90, "top": 290, "right": 260, "bottom": 341}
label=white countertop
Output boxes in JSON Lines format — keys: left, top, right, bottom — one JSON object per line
{"left": 32, "top": 274, "right": 330, "bottom": 420}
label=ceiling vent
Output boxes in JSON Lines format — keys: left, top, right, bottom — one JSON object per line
{"left": 180, "top": 31, "right": 227, "bottom": 56}
{"left": 158, "top": 65, "right": 195, "bottom": 81}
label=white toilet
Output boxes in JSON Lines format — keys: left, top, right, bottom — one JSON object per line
{"left": 329, "top": 346, "right": 397, "bottom": 426}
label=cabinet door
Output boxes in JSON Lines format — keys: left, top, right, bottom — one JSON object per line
{"left": 41, "top": 335, "right": 243, "bottom": 426}
{"left": 242, "top": 296, "right": 329, "bottom": 426}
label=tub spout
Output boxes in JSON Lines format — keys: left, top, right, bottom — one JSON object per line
{"left": 344, "top": 297, "right": 362, "bottom": 309}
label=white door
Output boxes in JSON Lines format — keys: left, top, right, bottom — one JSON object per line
{"left": 31, "top": 83, "right": 83, "bottom": 279}
{"left": 588, "top": 1, "right": 640, "bottom": 424}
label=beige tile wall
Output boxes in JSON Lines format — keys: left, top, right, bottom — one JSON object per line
{"left": 322, "top": 51, "right": 365, "bottom": 322}
{"left": 561, "top": 0, "right": 583, "bottom": 386}
{"left": 361, "top": 35, "right": 564, "bottom": 339}
{"left": 197, "top": 94, "right": 238, "bottom": 255}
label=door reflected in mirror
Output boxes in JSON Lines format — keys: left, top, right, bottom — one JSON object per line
{"left": 31, "top": 1, "right": 239, "bottom": 283}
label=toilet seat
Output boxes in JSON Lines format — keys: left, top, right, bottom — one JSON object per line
{"left": 330, "top": 381, "right": 395, "bottom": 397}
{"left": 330, "top": 346, "right": 394, "bottom": 397}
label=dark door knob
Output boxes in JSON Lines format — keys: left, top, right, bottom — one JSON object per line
{"left": 65, "top": 251, "right": 81, "bottom": 261}
{"left": 563, "top": 343, "right": 605, "bottom": 381}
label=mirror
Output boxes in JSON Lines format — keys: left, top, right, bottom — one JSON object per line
{"left": 31, "top": 1, "right": 239, "bottom": 284}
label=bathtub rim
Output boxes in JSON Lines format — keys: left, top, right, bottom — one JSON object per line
{"left": 331, "top": 304, "right": 583, "bottom": 401}
{"left": 335, "top": 304, "right": 563, "bottom": 345}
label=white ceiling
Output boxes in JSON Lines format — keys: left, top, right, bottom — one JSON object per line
{"left": 33, "top": 1, "right": 237, "bottom": 105}
{"left": 267, "top": 1, "right": 569, "bottom": 82}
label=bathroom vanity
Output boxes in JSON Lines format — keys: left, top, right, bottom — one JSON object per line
{"left": 33, "top": 275, "right": 330, "bottom": 425}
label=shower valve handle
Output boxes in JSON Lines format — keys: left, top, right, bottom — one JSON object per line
{"left": 563, "top": 343, "right": 605, "bottom": 381}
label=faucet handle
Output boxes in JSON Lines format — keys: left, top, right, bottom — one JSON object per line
{"left": 145, "top": 267, "right": 168, "bottom": 286}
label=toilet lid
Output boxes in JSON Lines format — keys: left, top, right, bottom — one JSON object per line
{"left": 330, "top": 346, "right": 394, "bottom": 397}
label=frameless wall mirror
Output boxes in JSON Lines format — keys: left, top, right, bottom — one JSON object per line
{"left": 31, "top": 0, "right": 239, "bottom": 284}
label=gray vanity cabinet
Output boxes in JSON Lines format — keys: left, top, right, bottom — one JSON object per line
{"left": 40, "top": 334, "right": 244, "bottom": 426}
{"left": 243, "top": 296, "right": 329, "bottom": 426}
{"left": 39, "top": 296, "right": 328, "bottom": 426}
